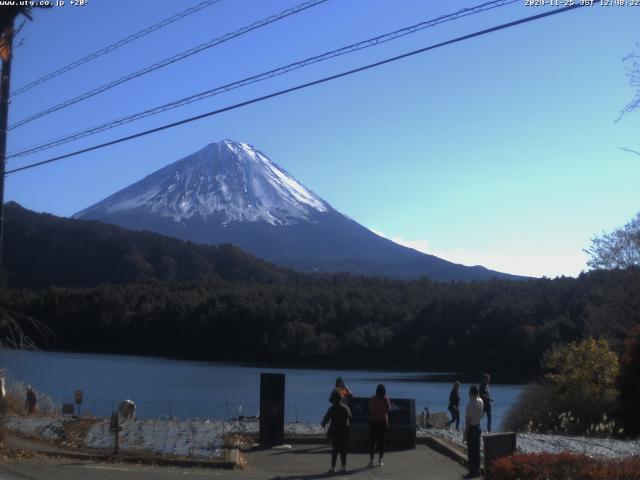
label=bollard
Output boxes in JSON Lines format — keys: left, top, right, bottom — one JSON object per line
{"left": 109, "top": 412, "right": 122, "bottom": 454}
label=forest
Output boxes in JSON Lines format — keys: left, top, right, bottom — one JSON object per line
{"left": 3, "top": 268, "right": 638, "bottom": 377}
{"left": 2, "top": 202, "right": 639, "bottom": 378}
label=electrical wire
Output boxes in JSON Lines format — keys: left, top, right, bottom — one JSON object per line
{"left": 10, "top": 0, "right": 224, "bottom": 97}
{"left": 8, "top": 0, "right": 328, "bottom": 130}
{"left": 7, "top": 0, "right": 519, "bottom": 160}
{"left": 5, "top": 4, "right": 585, "bottom": 176}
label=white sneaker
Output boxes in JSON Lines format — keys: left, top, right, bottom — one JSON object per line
{"left": 367, "top": 460, "right": 374, "bottom": 468}
{"left": 377, "top": 458, "right": 384, "bottom": 467}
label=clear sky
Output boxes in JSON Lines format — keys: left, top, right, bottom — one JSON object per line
{"left": 4, "top": 0, "right": 640, "bottom": 278}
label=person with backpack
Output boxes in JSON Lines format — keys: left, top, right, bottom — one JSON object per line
{"left": 367, "top": 383, "right": 391, "bottom": 468}
{"left": 321, "top": 389, "right": 352, "bottom": 474}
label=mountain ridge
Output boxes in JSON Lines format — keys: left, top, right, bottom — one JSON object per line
{"left": 3, "top": 201, "right": 297, "bottom": 289}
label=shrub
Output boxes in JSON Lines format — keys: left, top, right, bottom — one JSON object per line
{"left": 491, "top": 452, "right": 640, "bottom": 480}
{"left": 502, "top": 383, "right": 553, "bottom": 432}
{"left": 617, "top": 324, "right": 640, "bottom": 436}
{"left": 544, "top": 338, "right": 619, "bottom": 416}
{"left": 4, "top": 380, "right": 59, "bottom": 415}
{"left": 502, "top": 338, "right": 621, "bottom": 435}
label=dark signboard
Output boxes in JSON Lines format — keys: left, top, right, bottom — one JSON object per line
{"left": 348, "top": 397, "right": 413, "bottom": 426}
{"left": 259, "top": 373, "right": 285, "bottom": 447}
{"left": 347, "top": 397, "right": 416, "bottom": 450}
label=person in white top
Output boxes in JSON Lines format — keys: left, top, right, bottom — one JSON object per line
{"left": 0, "top": 372, "right": 6, "bottom": 414}
{"left": 464, "top": 385, "right": 484, "bottom": 479}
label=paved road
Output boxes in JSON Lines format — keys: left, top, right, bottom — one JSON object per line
{"left": 0, "top": 443, "right": 468, "bottom": 480}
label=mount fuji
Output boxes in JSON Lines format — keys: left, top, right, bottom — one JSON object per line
{"left": 75, "top": 140, "right": 517, "bottom": 281}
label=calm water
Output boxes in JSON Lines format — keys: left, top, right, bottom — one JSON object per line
{"left": 0, "top": 350, "right": 526, "bottom": 430}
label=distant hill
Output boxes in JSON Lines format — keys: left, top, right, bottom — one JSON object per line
{"left": 3, "top": 202, "right": 295, "bottom": 289}
{"left": 75, "top": 139, "right": 522, "bottom": 281}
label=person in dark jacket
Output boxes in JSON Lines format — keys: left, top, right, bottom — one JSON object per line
{"left": 322, "top": 389, "right": 352, "bottom": 473}
{"left": 446, "top": 381, "right": 461, "bottom": 430}
{"left": 367, "top": 383, "right": 391, "bottom": 468}
{"left": 479, "top": 373, "right": 493, "bottom": 432}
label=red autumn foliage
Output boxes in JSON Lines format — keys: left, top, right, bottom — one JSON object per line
{"left": 617, "top": 324, "right": 640, "bottom": 436}
{"left": 490, "top": 452, "right": 640, "bottom": 480}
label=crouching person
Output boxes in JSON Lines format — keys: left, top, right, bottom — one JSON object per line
{"left": 118, "top": 399, "right": 136, "bottom": 420}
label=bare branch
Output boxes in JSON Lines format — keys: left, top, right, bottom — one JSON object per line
{"left": 0, "top": 307, "right": 53, "bottom": 350}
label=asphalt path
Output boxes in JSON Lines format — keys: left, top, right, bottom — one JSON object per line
{"left": 0, "top": 443, "right": 469, "bottom": 480}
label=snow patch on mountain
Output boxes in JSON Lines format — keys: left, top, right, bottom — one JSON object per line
{"left": 75, "top": 140, "right": 329, "bottom": 226}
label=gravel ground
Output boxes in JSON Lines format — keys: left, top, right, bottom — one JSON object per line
{"left": 6, "top": 416, "right": 639, "bottom": 459}
{"left": 425, "top": 427, "right": 640, "bottom": 459}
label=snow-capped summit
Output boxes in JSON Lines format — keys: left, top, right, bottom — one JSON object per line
{"left": 76, "top": 140, "right": 329, "bottom": 226}
{"left": 75, "top": 140, "right": 519, "bottom": 281}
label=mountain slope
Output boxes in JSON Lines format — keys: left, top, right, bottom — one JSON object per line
{"left": 3, "top": 202, "right": 295, "bottom": 289}
{"left": 75, "top": 140, "right": 520, "bottom": 281}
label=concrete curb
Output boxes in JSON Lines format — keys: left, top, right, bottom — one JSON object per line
{"left": 5, "top": 433, "right": 239, "bottom": 470}
{"left": 419, "top": 435, "right": 468, "bottom": 468}
{"left": 5, "top": 446, "right": 239, "bottom": 469}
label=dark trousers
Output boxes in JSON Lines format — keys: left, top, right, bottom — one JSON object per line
{"left": 484, "top": 407, "right": 492, "bottom": 433}
{"left": 447, "top": 406, "right": 460, "bottom": 430}
{"left": 331, "top": 430, "right": 349, "bottom": 467}
{"left": 466, "top": 424, "right": 481, "bottom": 476}
{"left": 368, "top": 421, "right": 387, "bottom": 459}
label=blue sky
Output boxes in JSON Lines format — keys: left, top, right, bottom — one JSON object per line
{"left": 5, "top": 0, "right": 640, "bottom": 278}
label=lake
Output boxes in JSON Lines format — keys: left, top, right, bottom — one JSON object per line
{"left": 0, "top": 350, "right": 527, "bottom": 430}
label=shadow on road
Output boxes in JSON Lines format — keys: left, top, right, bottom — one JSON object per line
{"left": 270, "top": 466, "right": 371, "bottom": 479}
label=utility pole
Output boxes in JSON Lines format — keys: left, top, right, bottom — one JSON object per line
{"left": 0, "top": 12, "right": 16, "bottom": 282}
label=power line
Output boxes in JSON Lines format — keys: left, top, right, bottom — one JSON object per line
{"left": 10, "top": 0, "right": 224, "bottom": 98}
{"left": 8, "top": 0, "right": 328, "bottom": 130}
{"left": 5, "top": 4, "right": 585, "bottom": 176}
{"left": 7, "top": 0, "right": 519, "bottom": 160}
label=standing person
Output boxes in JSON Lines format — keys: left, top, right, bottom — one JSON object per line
{"left": 464, "top": 385, "right": 484, "bottom": 479}
{"left": 367, "top": 383, "right": 391, "bottom": 468}
{"left": 479, "top": 373, "right": 493, "bottom": 432}
{"left": 333, "top": 377, "right": 353, "bottom": 403}
{"left": 321, "top": 389, "right": 352, "bottom": 474}
{"left": 0, "top": 371, "right": 6, "bottom": 414}
{"left": 25, "top": 386, "right": 37, "bottom": 415}
{"left": 446, "top": 381, "right": 461, "bottom": 430}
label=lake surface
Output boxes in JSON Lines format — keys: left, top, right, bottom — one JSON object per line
{"left": 0, "top": 350, "right": 527, "bottom": 430}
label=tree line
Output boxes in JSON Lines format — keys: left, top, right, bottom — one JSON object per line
{"left": 3, "top": 267, "right": 638, "bottom": 377}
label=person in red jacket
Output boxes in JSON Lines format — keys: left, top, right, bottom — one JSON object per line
{"left": 332, "top": 377, "right": 353, "bottom": 403}
{"left": 367, "top": 383, "right": 391, "bottom": 468}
